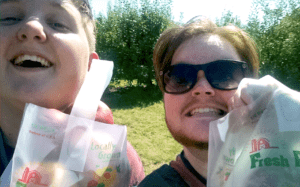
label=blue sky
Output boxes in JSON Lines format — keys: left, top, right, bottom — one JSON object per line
{"left": 91, "top": 0, "right": 255, "bottom": 24}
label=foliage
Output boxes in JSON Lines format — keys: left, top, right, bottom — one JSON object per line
{"left": 215, "top": 10, "right": 243, "bottom": 28}
{"left": 96, "top": 0, "right": 173, "bottom": 87}
{"left": 103, "top": 81, "right": 162, "bottom": 110}
{"left": 244, "top": 0, "right": 300, "bottom": 90}
{"left": 215, "top": 0, "right": 300, "bottom": 90}
{"left": 258, "top": 8, "right": 300, "bottom": 89}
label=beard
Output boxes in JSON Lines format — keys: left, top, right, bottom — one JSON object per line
{"left": 165, "top": 117, "right": 209, "bottom": 150}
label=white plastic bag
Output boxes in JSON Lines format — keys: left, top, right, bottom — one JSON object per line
{"left": 207, "top": 75, "right": 300, "bottom": 187}
{"left": 1, "top": 60, "right": 131, "bottom": 187}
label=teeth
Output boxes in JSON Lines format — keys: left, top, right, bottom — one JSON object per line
{"left": 14, "top": 55, "right": 51, "bottom": 67}
{"left": 190, "top": 108, "right": 220, "bottom": 116}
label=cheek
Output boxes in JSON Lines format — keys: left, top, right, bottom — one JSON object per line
{"left": 164, "top": 94, "right": 185, "bottom": 118}
{"left": 55, "top": 35, "right": 90, "bottom": 71}
{"left": 217, "top": 90, "right": 236, "bottom": 104}
{"left": 0, "top": 36, "right": 9, "bottom": 54}
{"left": 59, "top": 39, "right": 88, "bottom": 56}
{"left": 0, "top": 27, "right": 20, "bottom": 51}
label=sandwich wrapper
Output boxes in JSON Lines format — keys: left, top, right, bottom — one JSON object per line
{"left": 0, "top": 60, "right": 130, "bottom": 186}
{"left": 207, "top": 75, "right": 300, "bottom": 187}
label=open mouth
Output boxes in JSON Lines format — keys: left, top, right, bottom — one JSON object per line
{"left": 10, "top": 55, "right": 53, "bottom": 68}
{"left": 186, "top": 108, "right": 227, "bottom": 117}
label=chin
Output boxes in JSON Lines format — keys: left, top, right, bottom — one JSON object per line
{"left": 173, "top": 133, "right": 209, "bottom": 150}
{"left": 13, "top": 94, "right": 72, "bottom": 112}
{"left": 166, "top": 119, "right": 209, "bottom": 150}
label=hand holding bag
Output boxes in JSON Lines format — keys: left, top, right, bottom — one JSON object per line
{"left": 1, "top": 60, "right": 131, "bottom": 187}
{"left": 207, "top": 75, "right": 300, "bottom": 187}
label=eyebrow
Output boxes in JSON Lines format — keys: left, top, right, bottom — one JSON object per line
{"left": 49, "top": 1, "right": 73, "bottom": 14}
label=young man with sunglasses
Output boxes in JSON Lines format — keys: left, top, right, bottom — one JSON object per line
{"left": 138, "top": 18, "right": 259, "bottom": 186}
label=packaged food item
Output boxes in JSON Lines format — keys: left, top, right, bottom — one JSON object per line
{"left": 207, "top": 76, "right": 300, "bottom": 187}
{"left": 1, "top": 60, "right": 131, "bottom": 187}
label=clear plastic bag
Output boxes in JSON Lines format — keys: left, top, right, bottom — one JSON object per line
{"left": 207, "top": 75, "right": 300, "bottom": 187}
{"left": 1, "top": 60, "right": 131, "bottom": 186}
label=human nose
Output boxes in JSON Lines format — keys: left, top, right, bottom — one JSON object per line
{"left": 191, "top": 70, "right": 215, "bottom": 97}
{"left": 17, "top": 18, "right": 47, "bottom": 42}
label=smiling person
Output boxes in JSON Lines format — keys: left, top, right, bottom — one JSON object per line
{"left": 138, "top": 17, "right": 259, "bottom": 186}
{"left": 0, "top": 0, "right": 144, "bottom": 185}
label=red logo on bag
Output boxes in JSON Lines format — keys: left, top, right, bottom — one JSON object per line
{"left": 224, "top": 171, "right": 231, "bottom": 181}
{"left": 87, "top": 166, "right": 118, "bottom": 187}
{"left": 16, "top": 167, "right": 48, "bottom": 186}
{"left": 250, "top": 138, "right": 279, "bottom": 153}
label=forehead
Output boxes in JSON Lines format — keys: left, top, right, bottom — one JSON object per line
{"left": 171, "top": 34, "right": 241, "bottom": 65}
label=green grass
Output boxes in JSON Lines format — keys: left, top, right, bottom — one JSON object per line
{"left": 102, "top": 80, "right": 182, "bottom": 175}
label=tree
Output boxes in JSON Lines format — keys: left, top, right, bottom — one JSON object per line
{"left": 259, "top": 8, "right": 300, "bottom": 89}
{"left": 95, "top": 0, "right": 173, "bottom": 87}
{"left": 215, "top": 10, "right": 243, "bottom": 28}
{"left": 245, "top": 0, "right": 300, "bottom": 90}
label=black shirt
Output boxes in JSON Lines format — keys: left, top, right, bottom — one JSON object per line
{"left": 0, "top": 129, "right": 15, "bottom": 176}
{"left": 180, "top": 151, "right": 207, "bottom": 185}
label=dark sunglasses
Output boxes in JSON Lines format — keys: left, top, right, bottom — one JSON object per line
{"left": 161, "top": 60, "right": 252, "bottom": 94}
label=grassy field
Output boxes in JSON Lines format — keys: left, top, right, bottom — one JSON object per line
{"left": 102, "top": 80, "right": 182, "bottom": 175}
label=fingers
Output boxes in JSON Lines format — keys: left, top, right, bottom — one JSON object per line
{"left": 227, "top": 78, "right": 254, "bottom": 111}
{"left": 227, "top": 76, "right": 279, "bottom": 112}
{"left": 227, "top": 91, "right": 248, "bottom": 112}
{"left": 246, "top": 91, "right": 273, "bottom": 123}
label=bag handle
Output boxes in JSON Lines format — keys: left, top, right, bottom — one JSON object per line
{"left": 59, "top": 59, "right": 113, "bottom": 172}
{"left": 70, "top": 59, "right": 113, "bottom": 120}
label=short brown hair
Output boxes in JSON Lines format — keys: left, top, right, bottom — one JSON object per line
{"left": 72, "top": 0, "right": 96, "bottom": 52}
{"left": 153, "top": 18, "right": 259, "bottom": 93}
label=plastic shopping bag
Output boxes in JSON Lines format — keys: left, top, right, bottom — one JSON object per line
{"left": 207, "top": 75, "right": 300, "bottom": 187}
{"left": 1, "top": 60, "right": 131, "bottom": 187}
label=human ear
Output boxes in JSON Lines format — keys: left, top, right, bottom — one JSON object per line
{"left": 88, "top": 52, "right": 99, "bottom": 71}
